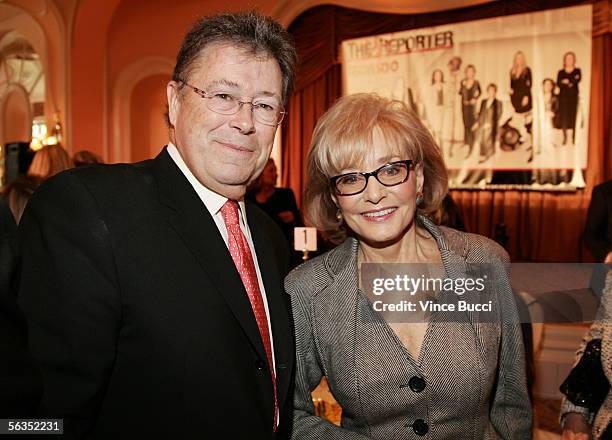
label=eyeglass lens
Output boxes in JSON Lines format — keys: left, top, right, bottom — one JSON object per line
{"left": 183, "top": 82, "right": 284, "bottom": 126}
{"left": 334, "top": 161, "right": 411, "bottom": 195}
{"left": 208, "top": 95, "right": 281, "bottom": 125}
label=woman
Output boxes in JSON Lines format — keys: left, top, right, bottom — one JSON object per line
{"left": 459, "top": 64, "right": 481, "bottom": 156}
{"left": 475, "top": 83, "right": 502, "bottom": 164}
{"left": 426, "top": 69, "right": 445, "bottom": 146}
{"left": 560, "top": 270, "right": 611, "bottom": 440}
{"left": 287, "top": 93, "right": 532, "bottom": 439}
{"left": 0, "top": 198, "right": 43, "bottom": 415}
{"left": 556, "top": 51, "right": 582, "bottom": 145}
{"left": 247, "top": 158, "right": 303, "bottom": 267}
{"left": 509, "top": 51, "right": 533, "bottom": 150}
{"left": 3, "top": 175, "right": 42, "bottom": 224}
{"left": 510, "top": 51, "right": 532, "bottom": 114}
{"left": 27, "top": 144, "right": 73, "bottom": 179}
{"left": 248, "top": 159, "right": 301, "bottom": 231}
{"left": 536, "top": 78, "right": 559, "bottom": 154}
{"left": 73, "top": 150, "right": 103, "bottom": 167}
{"left": 443, "top": 56, "right": 464, "bottom": 156}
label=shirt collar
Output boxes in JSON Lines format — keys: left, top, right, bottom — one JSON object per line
{"left": 166, "top": 142, "right": 248, "bottom": 223}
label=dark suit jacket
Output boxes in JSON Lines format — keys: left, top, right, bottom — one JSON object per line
{"left": 18, "top": 148, "right": 294, "bottom": 439}
{"left": 584, "top": 180, "right": 612, "bottom": 261}
{"left": 0, "top": 198, "right": 42, "bottom": 417}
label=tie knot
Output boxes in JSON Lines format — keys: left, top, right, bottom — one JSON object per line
{"left": 221, "top": 199, "right": 240, "bottom": 227}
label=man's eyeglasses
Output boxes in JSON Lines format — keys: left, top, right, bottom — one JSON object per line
{"left": 330, "top": 160, "right": 414, "bottom": 196}
{"left": 179, "top": 81, "right": 286, "bottom": 126}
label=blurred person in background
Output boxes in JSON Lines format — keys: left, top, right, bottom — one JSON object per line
{"left": 432, "top": 192, "right": 466, "bottom": 231}
{"left": 560, "top": 270, "right": 611, "bottom": 440}
{"left": 248, "top": 158, "right": 303, "bottom": 267}
{"left": 0, "top": 198, "right": 42, "bottom": 416}
{"left": 556, "top": 51, "right": 582, "bottom": 146}
{"left": 459, "top": 64, "right": 481, "bottom": 156}
{"left": 27, "top": 144, "right": 73, "bottom": 179}
{"left": 474, "top": 83, "right": 502, "bottom": 164}
{"left": 584, "top": 180, "right": 612, "bottom": 263}
{"left": 3, "top": 176, "right": 42, "bottom": 224}
{"left": 73, "top": 150, "right": 104, "bottom": 167}
{"left": 509, "top": 51, "right": 533, "bottom": 151}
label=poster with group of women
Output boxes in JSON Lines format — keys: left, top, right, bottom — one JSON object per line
{"left": 341, "top": 5, "right": 591, "bottom": 189}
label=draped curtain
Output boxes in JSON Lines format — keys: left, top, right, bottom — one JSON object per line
{"left": 283, "top": 0, "right": 612, "bottom": 262}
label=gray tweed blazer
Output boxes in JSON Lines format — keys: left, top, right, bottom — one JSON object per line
{"left": 286, "top": 217, "right": 533, "bottom": 439}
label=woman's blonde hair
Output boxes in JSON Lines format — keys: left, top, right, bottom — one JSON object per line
{"left": 304, "top": 93, "right": 448, "bottom": 244}
{"left": 511, "top": 51, "right": 527, "bottom": 78}
{"left": 28, "top": 145, "right": 74, "bottom": 179}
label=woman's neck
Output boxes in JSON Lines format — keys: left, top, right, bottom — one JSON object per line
{"left": 357, "top": 224, "right": 441, "bottom": 264}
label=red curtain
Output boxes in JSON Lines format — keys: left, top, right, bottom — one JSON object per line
{"left": 281, "top": 65, "right": 340, "bottom": 203}
{"left": 284, "top": 0, "right": 611, "bottom": 262}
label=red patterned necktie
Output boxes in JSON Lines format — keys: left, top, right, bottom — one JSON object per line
{"left": 220, "top": 199, "right": 278, "bottom": 431}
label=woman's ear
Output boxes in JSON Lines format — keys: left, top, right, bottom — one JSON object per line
{"left": 330, "top": 193, "right": 338, "bottom": 207}
{"left": 415, "top": 163, "right": 425, "bottom": 194}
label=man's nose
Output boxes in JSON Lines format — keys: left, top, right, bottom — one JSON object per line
{"left": 230, "top": 102, "right": 256, "bottom": 134}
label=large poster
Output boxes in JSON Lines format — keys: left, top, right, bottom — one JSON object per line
{"left": 341, "top": 5, "right": 591, "bottom": 190}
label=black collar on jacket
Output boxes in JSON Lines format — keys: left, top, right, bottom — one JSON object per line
{"left": 151, "top": 147, "right": 294, "bottom": 413}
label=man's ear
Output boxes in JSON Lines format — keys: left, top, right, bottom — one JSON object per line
{"left": 167, "top": 81, "right": 181, "bottom": 127}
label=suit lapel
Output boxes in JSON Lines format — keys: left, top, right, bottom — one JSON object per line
{"left": 152, "top": 148, "right": 268, "bottom": 364}
{"left": 432, "top": 220, "right": 494, "bottom": 357}
{"left": 247, "top": 203, "right": 294, "bottom": 412}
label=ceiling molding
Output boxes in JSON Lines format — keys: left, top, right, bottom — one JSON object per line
{"left": 270, "top": 0, "right": 495, "bottom": 27}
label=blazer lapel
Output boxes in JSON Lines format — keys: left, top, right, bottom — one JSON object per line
{"left": 427, "top": 218, "right": 497, "bottom": 358}
{"left": 152, "top": 148, "right": 267, "bottom": 364}
{"left": 247, "top": 204, "right": 294, "bottom": 412}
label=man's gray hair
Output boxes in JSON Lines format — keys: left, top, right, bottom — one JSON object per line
{"left": 172, "top": 10, "right": 297, "bottom": 105}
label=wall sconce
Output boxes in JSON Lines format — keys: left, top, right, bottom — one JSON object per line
{"left": 30, "top": 111, "right": 63, "bottom": 151}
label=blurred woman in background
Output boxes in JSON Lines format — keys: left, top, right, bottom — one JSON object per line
{"left": 459, "top": 64, "right": 481, "bottom": 156}
{"left": 72, "top": 150, "right": 103, "bottom": 167}
{"left": 3, "top": 176, "right": 41, "bottom": 224}
{"left": 560, "top": 270, "right": 611, "bottom": 440}
{"left": 556, "top": 51, "right": 582, "bottom": 146}
{"left": 27, "top": 145, "right": 73, "bottom": 179}
{"left": 248, "top": 158, "right": 303, "bottom": 268}
{"left": 509, "top": 51, "right": 533, "bottom": 148}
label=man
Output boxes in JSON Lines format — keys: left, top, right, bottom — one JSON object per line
{"left": 583, "top": 180, "right": 612, "bottom": 263}
{"left": 18, "top": 11, "right": 297, "bottom": 439}
{"left": 0, "top": 198, "right": 41, "bottom": 416}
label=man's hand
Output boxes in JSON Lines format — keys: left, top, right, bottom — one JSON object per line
{"left": 561, "top": 413, "right": 591, "bottom": 440}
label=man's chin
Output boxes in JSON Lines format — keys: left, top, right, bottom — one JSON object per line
{"left": 207, "top": 180, "right": 249, "bottom": 200}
